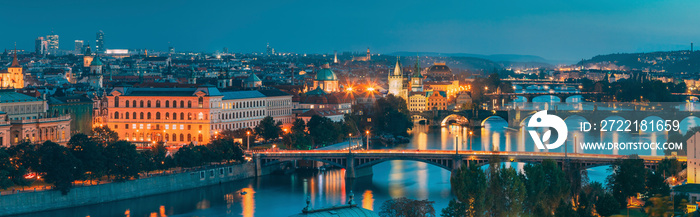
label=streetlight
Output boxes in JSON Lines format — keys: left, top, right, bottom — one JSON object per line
{"left": 469, "top": 131, "right": 473, "bottom": 151}
{"left": 348, "top": 133, "right": 353, "bottom": 153}
{"left": 246, "top": 131, "right": 250, "bottom": 151}
{"left": 365, "top": 130, "right": 370, "bottom": 150}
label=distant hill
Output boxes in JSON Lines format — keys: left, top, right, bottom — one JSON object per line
{"left": 577, "top": 50, "right": 700, "bottom": 74}
{"left": 389, "top": 51, "right": 558, "bottom": 65}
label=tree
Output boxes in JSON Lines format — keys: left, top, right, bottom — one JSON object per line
{"left": 37, "top": 141, "right": 82, "bottom": 195}
{"left": 645, "top": 171, "right": 670, "bottom": 198}
{"left": 219, "top": 128, "right": 254, "bottom": 148}
{"left": 440, "top": 199, "right": 468, "bottom": 217}
{"left": 378, "top": 197, "right": 436, "bottom": 217}
{"left": 254, "top": 116, "right": 282, "bottom": 142}
{"left": 7, "top": 141, "right": 39, "bottom": 174}
{"left": 607, "top": 156, "right": 647, "bottom": 206}
{"left": 307, "top": 115, "right": 342, "bottom": 146}
{"left": 0, "top": 149, "right": 16, "bottom": 189}
{"left": 103, "top": 141, "right": 140, "bottom": 181}
{"left": 522, "top": 159, "right": 570, "bottom": 216}
{"left": 371, "top": 94, "right": 413, "bottom": 137}
{"left": 287, "top": 119, "right": 312, "bottom": 150}
{"left": 450, "top": 162, "right": 486, "bottom": 216}
{"left": 656, "top": 158, "right": 682, "bottom": 178}
{"left": 207, "top": 138, "right": 245, "bottom": 162}
{"left": 174, "top": 145, "right": 203, "bottom": 168}
{"left": 554, "top": 198, "right": 579, "bottom": 217}
{"left": 644, "top": 194, "right": 673, "bottom": 217}
{"left": 92, "top": 126, "right": 119, "bottom": 144}
{"left": 68, "top": 133, "right": 106, "bottom": 182}
{"left": 495, "top": 166, "right": 526, "bottom": 217}
{"left": 578, "top": 182, "right": 605, "bottom": 217}
{"left": 595, "top": 193, "right": 620, "bottom": 217}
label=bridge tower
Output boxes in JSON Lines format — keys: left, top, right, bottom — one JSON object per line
{"left": 388, "top": 57, "right": 406, "bottom": 99}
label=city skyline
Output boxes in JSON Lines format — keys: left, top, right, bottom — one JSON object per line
{"left": 3, "top": 0, "right": 700, "bottom": 62}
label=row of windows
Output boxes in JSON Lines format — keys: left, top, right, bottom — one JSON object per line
{"left": 113, "top": 111, "right": 206, "bottom": 121}
{"left": 125, "top": 132, "right": 203, "bottom": 143}
{"left": 116, "top": 124, "right": 203, "bottom": 131}
{"left": 113, "top": 97, "right": 204, "bottom": 109}
{"left": 267, "top": 109, "right": 291, "bottom": 116}
{"left": 219, "top": 110, "right": 264, "bottom": 120}
{"left": 221, "top": 100, "right": 266, "bottom": 110}
{"left": 267, "top": 99, "right": 292, "bottom": 108}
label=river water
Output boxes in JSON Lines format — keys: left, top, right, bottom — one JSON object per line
{"left": 15, "top": 86, "right": 700, "bottom": 217}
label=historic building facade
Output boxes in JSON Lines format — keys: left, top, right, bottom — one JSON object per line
{"left": 0, "top": 90, "right": 71, "bottom": 146}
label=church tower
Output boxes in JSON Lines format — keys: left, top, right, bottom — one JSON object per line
{"left": 388, "top": 57, "right": 405, "bottom": 98}
{"left": 6, "top": 48, "right": 24, "bottom": 89}
{"left": 411, "top": 58, "right": 423, "bottom": 92}
{"left": 366, "top": 48, "right": 371, "bottom": 61}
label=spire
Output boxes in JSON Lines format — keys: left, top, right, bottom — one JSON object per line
{"left": 11, "top": 45, "right": 19, "bottom": 67}
{"left": 412, "top": 56, "right": 421, "bottom": 78}
{"left": 392, "top": 56, "right": 402, "bottom": 76}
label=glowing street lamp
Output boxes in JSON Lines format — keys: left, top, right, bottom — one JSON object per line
{"left": 366, "top": 87, "right": 375, "bottom": 92}
{"left": 346, "top": 87, "right": 354, "bottom": 92}
{"left": 365, "top": 130, "right": 370, "bottom": 150}
{"left": 246, "top": 131, "right": 251, "bottom": 150}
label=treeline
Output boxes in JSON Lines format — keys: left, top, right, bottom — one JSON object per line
{"left": 0, "top": 126, "right": 246, "bottom": 195}
{"left": 577, "top": 77, "right": 686, "bottom": 102}
{"left": 379, "top": 156, "right": 685, "bottom": 217}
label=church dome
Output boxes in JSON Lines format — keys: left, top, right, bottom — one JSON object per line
{"left": 90, "top": 57, "right": 103, "bottom": 66}
{"left": 315, "top": 68, "right": 337, "bottom": 81}
{"left": 427, "top": 63, "right": 451, "bottom": 76}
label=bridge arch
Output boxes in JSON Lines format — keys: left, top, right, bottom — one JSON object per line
{"left": 481, "top": 116, "right": 507, "bottom": 126}
{"left": 532, "top": 95, "right": 562, "bottom": 103}
{"left": 355, "top": 157, "right": 453, "bottom": 171}
{"left": 564, "top": 95, "right": 583, "bottom": 103}
{"left": 441, "top": 114, "right": 469, "bottom": 126}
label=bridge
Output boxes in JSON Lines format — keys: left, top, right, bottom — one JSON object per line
{"left": 485, "top": 92, "right": 604, "bottom": 102}
{"left": 252, "top": 150, "right": 683, "bottom": 179}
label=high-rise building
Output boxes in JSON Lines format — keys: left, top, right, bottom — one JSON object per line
{"left": 96, "top": 30, "right": 105, "bottom": 53}
{"left": 46, "top": 34, "right": 59, "bottom": 54}
{"left": 169, "top": 46, "right": 175, "bottom": 54}
{"left": 266, "top": 43, "right": 274, "bottom": 56}
{"left": 34, "top": 37, "right": 47, "bottom": 55}
{"left": 74, "top": 40, "right": 84, "bottom": 54}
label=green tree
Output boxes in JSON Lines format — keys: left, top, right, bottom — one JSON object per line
{"left": 307, "top": 115, "right": 341, "bottom": 146}
{"left": 577, "top": 182, "right": 605, "bottom": 217}
{"left": 656, "top": 158, "right": 682, "bottom": 178}
{"left": 103, "top": 141, "right": 140, "bottom": 181}
{"left": 219, "top": 128, "right": 254, "bottom": 148}
{"left": 554, "top": 198, "right": 579, "bottom": 217}
{"left": 440, "top": 199, "right": 468, "bottom": 217}
{"left": 174, "top": 145, "right": 203, "bottom": 167}
{"left": 0, "top": 148, "right": 16, "bottom": 189}
{"left": 645, "top": 171, "right": 670, "bottom": 198}
{"left": 595, "top": 193, "right": 620, "bottom": 217}
{"left": 37, "top": 141, "right": 82, "bottom": 195}
{"left": 371, "top": 94, "right": 413, "bottom": 137}
{"left": 92, "top": 126, "right": 119, "bottom": 144}
{"left": 522, "top": 159, "right": 570, "bottom": 216}
{"left": 287, "top": 119, "right": 312, "bottom": 150}
{"left": 607, "top": 156, "right": 647, "bottom": 206}
{"left": 7, "top": 141, "right": 39, "bottom": 174}
{"left": 68, "top": 133, "right": 106, "bottom": 182}
{"left": 644, "top": 194, "right": 673, "bottom": 217}
{"left": 450, "top": 162, "right": 486, "bottom": 216}
{"left": 207, "top": 138, "right": 245, "bottom": 162}
{"left": 254, "top": 116, "right": 282, "bottom": 142}
{"left": 378, "top": 197, "right": 436, "bottom": 217}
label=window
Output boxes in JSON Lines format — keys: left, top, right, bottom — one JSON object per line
{"left": 114, "top": 125, "right": 118, "bottom": 129}
{"left": 140, "top": 112, "right": 144, "bottom": 119}
{"left": 165, "top": 125, "right": 169, "bottom": 130}
{"left": 165, "top": 100, "right": 169, "bottom": 108}
{"left": 198, "top": 97, "right": 203, "bottom": 108}
{"left": 147, "top": 112, "right": 151, "bottom": 119}
{"left": 187, "top": 134, "right": 191, "bottom": 141}
{"left": 156, "top": 100, "right": 161, "bottom": 108}
{"left": 173, "top": 112, "right": 177, "bottom": 120}
{"left": 180, "top": 101, "right": 184, "bottom": 108}
{"left": 199, "top": 125, "right": 203, "bottom": 130}
{"left": 173, "top": 100, "right": 177, "bottom": 108}
{"left": 187, "top": 125, "right": 191, "bottom": 130}
{"left": 125, "top": 100, "right": 130, "bottom": 107}
{"left": 133, "top": 100, "right": 137, "bottom": 107}
{"left": 180, "top": 125, "right": 184, "bottom": 130}
{"left": 172, "top": 133, "right": 177, "bottom": 141}
{"left": 147, "top": 100, "right": 152, "bottom": 108}
{"left": 139, "top": 124, "right": 144, "bottom": 129}
{"left": 180, "top": 134, "right": 184, "bottom": 141}
{"left": 156, "top": 112, "right": 161, "bottom": 120}
{"left": 188, "top": 113, "right": 192, "bottom": 120}
{"left": 165, "top": 113, "right": 169, "bottom": 119}
{"left": 198, "top": 134, "right": 203, "bottom": 142}
{"left": 188, "top": 101, "right": 192, "bottom": 108}
{"left": 180, "top": 113, "right": 184, "bottom": 120}
{"left": 140, "top": 100, "right": 144, "bottom": 107}
{"left": 147, "top": 124, "right": 151, "bottom": 129}
{"left": 132, "top": 112, "right": 136, "bottom": 120}
{"left": 133, "top": 124, "right": 136, "bottom": 129}
{"left": 125, "top": 124, "right": 129, "bottom": 129}
{"left": 114, "top": 111, "right": 119, "bottom": 119}
{"left": 198, "top": 112, "right": 203, "bottom": 120}
{"left": 114, "top": 96, "right": 119, "bottom": 107}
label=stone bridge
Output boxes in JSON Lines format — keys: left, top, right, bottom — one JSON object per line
{"left": 253, "top": 150, "right": 682, "bottom": 179}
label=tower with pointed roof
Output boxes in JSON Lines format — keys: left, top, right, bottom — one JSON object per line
{"left": 411, "top": 57, "right": 423, "bottom": 92}
{"left": 388, "top": 57, "right": 406, "bottom": 99}
{"left": 82, "top": 45, "right": 94, "bottom": 67}
{"left": 5, "top": 47, "right": 24, "bottom": 89}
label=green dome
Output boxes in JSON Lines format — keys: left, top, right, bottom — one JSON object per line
{"left": 90, "top": 57, "right": 103, "bottom": 66}
{"left": 315, "top": 68, "right": 337, "bottom": 81}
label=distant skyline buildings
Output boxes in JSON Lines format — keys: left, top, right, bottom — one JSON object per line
{"left": 74, "top": 40, "right": 83, "bottom": 54}
{"left": 96, "top": 30, "right": 105, "bottom": 53}
{"left": 46, "top": 34, "right": 58, "bottom": 54}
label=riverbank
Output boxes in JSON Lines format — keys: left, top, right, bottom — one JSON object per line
{"left": 0, "top": 162, "right": 283, "bottom": 216}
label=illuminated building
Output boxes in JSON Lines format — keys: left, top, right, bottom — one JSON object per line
{"left": 424, "top": 80, "right": 459, "bottom": 98}
{"left": 312, "top": 64, "right": 339, "bottom": 93}
{"left": 1, "top": 50, "right": 24, "bottom": 89}
{"left": 46, "top": 34, "right": 59, "bottom": 54}
{"left": 297, "top": 87, "right": 351, "bottom": 114}
{"left": 426, "top": 62, "right": 452, "bottom": 78}
{"left": 408, "top": 93, "right": 426, "bottom": 112}
{"left": 426, "top": 91, "right": 447, "bottom": 110}
{"left": 74, "top": 40, "right": 83, "bottom": 54}
{"left": 35, "top": 37, "right": 47, "bottom": 55}
{"left": 83, "top": 45, "right": 94, "bottom": 67}
{"left": 387, "top": 57, "right": 407, "bottom": 99}
{"left": 96, "top": 30, "right": 105, "bottom": 53}
{"left": 0, "top": 90, "right": 71, "bottom": 147}
{"left": 87, "top": 56, "right": 103, "bottom": 89}
{"left": 245, "top": 73, "right": 262, "bottom": 88}
{"left": 351, "top": 48, "right": 371, "bottom": 61}
{"left": 410, "top": 59, "right": 424, "bottom": 92}
{"left": 107, "top": 85, "right": 292, "bottom": 146}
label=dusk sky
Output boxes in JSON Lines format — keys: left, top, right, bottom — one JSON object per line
{"left": 3, "top": 0, "right": 699, "bottom": 61}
